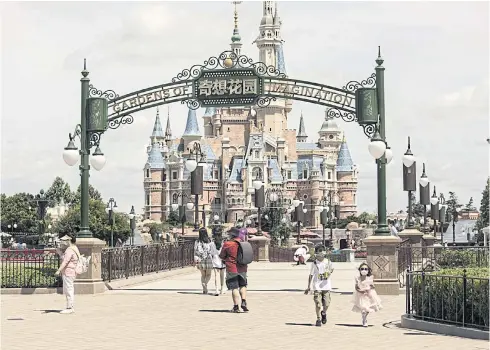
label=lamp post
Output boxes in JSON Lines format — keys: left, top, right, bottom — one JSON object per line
{"left": 439, "top": 194, "right": 447, "bottom": 245}
{"left": 128, "top": 205, "right": 136, "bottom": 246}
{"left": 267, "top": 190, "right": 282, "bottom": 231}
{"left": 451, "top": 207, "right": 461, "bottom": 244}
{"left": 430, "top": 187, "right": 439, "bottom": 238}
{"left": 419, "top": 163, "right": 430, "bottom": 233}
{"left": 185, "top": 142, "right": 205, "bottom": 231}
{"left": 252, "top": 175, "right": 265, "bottom": 236}
{"left": 171, "top": 192, "right": 194, "bottom": 237}
{"left": 105, "top": 198, "right": 118, "bottom": 247}
{"left": 402, "top": 137, "right": 417, "bottom": 229}
{"left": 30, "top": 189, "right": 53, "bottom": 237}
{"left": 318, "top": 190, "right": 340, "bottom": 248}
{"left": 62, "top": 60, "right": 108, "bottom": 239}
{"left": 7, "top": 223, "right": 17, "bottom": 234}
{"left": 292, "top": 197, "right": 306, "bottom": 244}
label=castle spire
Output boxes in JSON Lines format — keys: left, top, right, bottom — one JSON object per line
{"left": 336, "top": 137, "right": 354, "bottom": 172}
{"left": 183, "top": 108, "right": 201, "bottom": 137}
{"left": 296, "top": 111, "right": 307, "bottom": 143}
{"left": 230, "top": 1, "right": 242, "bottom": 56}
{"left": 165, "top": 106, "right": 172, "bottom": 142}
{"left": 151, "top": 107, "right": 164, "bottom": 139}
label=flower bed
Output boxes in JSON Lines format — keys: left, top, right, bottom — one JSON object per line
{"left": 354, "top": 251, "right": 367, "bottom": 259}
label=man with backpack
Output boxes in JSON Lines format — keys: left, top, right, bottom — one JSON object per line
{"left": 219, "top": 227, "right": 253, "bottom": 313}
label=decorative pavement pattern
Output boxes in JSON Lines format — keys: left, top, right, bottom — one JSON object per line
{"left": 1, "top": 262, "right": 487, "bottom": 350}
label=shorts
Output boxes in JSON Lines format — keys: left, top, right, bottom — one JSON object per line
{"left": 313, "top": 290, "right": 331, "bottom": 309}
{"left": 226, "top": 272, "right": 247, "bottom": 290}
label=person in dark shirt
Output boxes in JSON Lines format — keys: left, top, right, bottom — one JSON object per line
{"left": 219, "top": 227, "right": 248, "bottom": 313}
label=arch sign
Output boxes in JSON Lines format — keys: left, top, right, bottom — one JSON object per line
{"left": 88, "top": 50, "right": 380, "bottom": 137}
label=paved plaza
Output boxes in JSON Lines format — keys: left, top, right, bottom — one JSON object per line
{"left": 2, "top": 262, "right": 487, "bottom": 350}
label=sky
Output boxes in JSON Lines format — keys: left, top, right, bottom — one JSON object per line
{"left": 1, "top": 1, "right": 489, "bottom": 215}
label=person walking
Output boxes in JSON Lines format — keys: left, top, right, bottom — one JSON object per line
{"left": 55, "top": 234, "right": 80, "bottom": 314}
{"left": 210, "top": 228, "right": 225, "bottom": 296}
{"left": 304, "top": 245, "right": 334, "bottom": 326}
{"left": 194, "top": 227, "right": 213, "bottom": 294}
{"left": 219, "top": 227, "right": 249, "bottom": 313}
{"left": 352, "top": 262, "right": 382, "bottom": 327}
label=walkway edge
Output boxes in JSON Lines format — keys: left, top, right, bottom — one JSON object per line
{"left": 400, "top": 314, "right": 489, "bottom": 341}
{"left": 105, "top": 267, "right": 196, "bottom": 290}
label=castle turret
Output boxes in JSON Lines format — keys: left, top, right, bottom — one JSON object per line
{"left": 182, "top": 108, "right": 201, "bottom": 150}
{"left": 296, "top": 112, "right": 308, "bottom": 142}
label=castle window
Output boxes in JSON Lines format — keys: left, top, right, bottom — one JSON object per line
{"left": 214, "top": 198, "right": 221, "bottom": 205}
{"left": 213, "top": 170, "right": 219, "bottom": 180}
{"left": 146, "top": 194, "right": 150, "bottom": 206}
{"left": 235, "top": 213, "right": 238, "bottom": 221}
{"left": 172, "top": 171, "right": 178, "bottom": 180}
{"left": 287, "top": 171, "right": 292, "bottom": 180}
{"left": 353, "top": 194, "right": 356, "bottom": 203}
{"left": 172, "top": 193, "right": 178, "bottom": 204}
{"left": 232, "top": 199, "right": 235, "bottom": 204}
{"left": 227, "top": 127, "right": 230, "bottom": 132}
{"left": 255, "top": 150, "right": 259, "bottom": 158}
{"left": 269, "top": 128, "right": 272, "bottom": 132}
{"left": 146, "top": 169, "right": 150, "bottom": 178}
{"left": 162, "top": 170, "right": 167, "bottom": 181}
{"left": 328, "top": 172, "right": 331, "bottom": 180}
{"left": 303, "top": 169, "right": 308, "bottom": 179}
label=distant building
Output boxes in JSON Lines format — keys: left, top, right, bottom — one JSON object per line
{"left": 143, "top": 2, "right": 358, "bottom": 227}
{"left": 460, "top": 211, "right": 479, "bottom": 220}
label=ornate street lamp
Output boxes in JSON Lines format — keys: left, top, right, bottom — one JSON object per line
{"left": 63, "top": 60, "right": 109, "bottom": 239}
{"left": 451, "top": 207, "right": 461, "bottom": 244}
{"left": 128, "top": 205, "right": 136, "bottom": 246}
{"left": 31, "top": 189, "right": 54, "bottom": 237}
{"left": 292, "top": 196, "right": 306, "bottom": 244}
{"left": 419, "top": 163, "right": 430, "bottom": 233}
{"left": 253, "top": 174, "right": 265, "bottom": 236}
{"left": 7, "top": 223, "right": 17, "bottom": 234}
{"left": 430, "top": 187, "right": 439, "bottom": 237}
{"left": 171, "top": 192, "right": 193, "bottom": 237}
{"left": 318, "top": 189, "right": 340, "bottom": 248}
{"left": 186, "top": 142, "right": 205, "bottom": 231}
{"left": 105, "top": 198, "right": 118, "bottom": 247}
{"left": 402, "top": 137, "right": 417, "bottom": 229}
{"left": 439, "top": 194, "right": 447, "bottom": 244}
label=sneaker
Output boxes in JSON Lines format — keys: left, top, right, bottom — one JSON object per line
{"left": 321, "top": 311, "right": 327, "bottom": 324}
{"left": 315, "top": 319, "right": 322, "bottom": 327}
{"left": 60, "top": 308, "right": 74, "bottom": 314}
{"left": 241, "top": 301, "right": 249, "bottom": 312}
{"left": 231, "top": 305, "right": 240, "bottom": 313}
{"left": 362, "top": 313, "right": 367, "bottom": 327}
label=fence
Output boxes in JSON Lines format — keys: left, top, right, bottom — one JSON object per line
{"left": 406, "top": 270, "right": 489, "bottom": 331}
{"left": 397, "top": 245, "right": 489, "bottom": 287}
{"left": 101, "top": 242, "right": 194, "bottom": 282}
{"left": 1, "top": 248, "right": 62, "bottom": 288}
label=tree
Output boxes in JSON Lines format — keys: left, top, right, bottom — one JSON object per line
{"left": 45, "top": 176, "right": 73, "bottom": 206}
{"left": 71, "top": 184, "right": 102, "bottom": 205}
{"left": 446, "top": 191, "right": 463, "bottom": 222}
{"left": 464, "top": 197, "right": 477, "bottom": 212}
{"left": 270, "top": 222, "right": 292, "bottom": 246}
{"left": 54, "top": 199, "right": 130, "bottom": 244}
{"left": 476, "top": 178, "right": 489, "bottom": 233}
{"left": 357, "top": 212, "right": 377, "bottom": 224}
{"left": 406, "top": 192, "right": 425, "bottom": 221}
{"left": 0, "top": 192, "right": 38, "bottom": 233}
{"left": 165, "top": 210, "right": 180, "bottom": 227}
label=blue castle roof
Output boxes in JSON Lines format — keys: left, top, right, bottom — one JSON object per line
{"left": 336, "top": 139, "right": 354, "bottom": 172}
{"left": 183, "top": 108, "right": 200, "bottom": 136}
{"left": 147, "top": 143, "right": 165, "bottom": 169}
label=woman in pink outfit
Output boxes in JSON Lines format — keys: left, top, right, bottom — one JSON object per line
{"left": 352, "top": 263, "right": 382, "bottom": 327}
{"left": 55, "top": 235, "right": 80, "bottom": 314}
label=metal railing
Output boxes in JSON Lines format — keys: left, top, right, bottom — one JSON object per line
{"left": 1, "top": 248, "right": 62, "bottom": 288}
{"left": 269, "top": 246, "right": 295, "bottom": 262}
{"left": 101, "top": 242, "right": 194, "bottom": 282}
{"left": 406, "top": 270, "right": 489, "bottom": 331}
{"left": 397, "top": 245, "right": 489, "bottom": 287}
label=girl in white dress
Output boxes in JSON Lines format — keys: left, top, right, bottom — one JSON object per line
{"left": 210, "top": 228, "right": 226, "bottom": 296}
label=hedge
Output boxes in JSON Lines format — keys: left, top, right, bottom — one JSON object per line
{"left": 411, "top": 267, "right": 489, "bottom": 330}
{"left": 1, "top": 264, "right": 62, "bottom": 288}
{"left": 437, "top": 249, "right": 489, "bottom": 269}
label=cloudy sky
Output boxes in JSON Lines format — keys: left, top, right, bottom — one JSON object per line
{"left": 1, "top": 1, "right": 488, "bottom": 215}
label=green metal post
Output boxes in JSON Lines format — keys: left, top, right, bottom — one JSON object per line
{"left": 374, "top": 47, "right": 390, "bottom": 236}
{"left": 79, "top": 59, "right": 92, "bottom": 238}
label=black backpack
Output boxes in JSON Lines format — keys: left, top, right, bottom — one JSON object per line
{"left": 235, "top": 240, "right": 254, "bottom": 265}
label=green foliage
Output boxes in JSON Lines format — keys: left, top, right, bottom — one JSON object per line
{"left": 476, "top": 178, "right": 489, "bottom": 235}
{"left": 71, "top": 184, "right": 102, "bottom": 205}
{"left": 165, "top": 210, "right": 181, "bottom": 227}
{"left": 45, "top": 176, "right": 73, "bottom": 206}
{"left": 357, "top": 212, "right": 377, "bottom": 224}
{"left": 1, "top": 261, "right": 61, "bottom": 288}
{"left": 437, "top": 249, "right": 489, "bottom": 269}
{"left": 445, "top": 191, "right": 463, "bottom": 222}
{"left": 54, "top": 199, "right": 130, "bottom": 245}
{"left": 407, "top": 192, "right": 425, "bottom": 220}
{"left": 412, "top": 267, "right": 489, "bottom": 329}
{"left": 0, "top": 192, "right": 38, "bottom": 233}
{"left": 146, "top": 222, "right": 171, "bottom": 241}
{"left": 270, "top": 222, "right": 292, "bottom": 246}
{"left": 464, "top": 197, "right": 477, "bottom": 212}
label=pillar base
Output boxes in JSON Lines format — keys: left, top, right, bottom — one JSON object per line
{"left": 364, "top": 235, "right": 401, "bottom": 295}
{"left": 341, "top": 248, "right": 355, "bottom": 262}
{"left": 398, "top": 228, "right": 424, "bottom": 246}
{"left": 249, "top": 236, "right": 270, "bottom": 262}
{"left": 422, "top": 235, "right": 437, "bottom": 247}
{"left": 74, "top": 237, "right": 107, "bottom": 294}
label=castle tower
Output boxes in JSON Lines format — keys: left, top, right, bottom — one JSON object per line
{"left": 150, "top": 108, "right": 165, "bottom": 146}
{"left": 230, "top": 1, "right": 242, "bottom": 56}
{"left": 182, "top": 108, "right": 201, "bottom": 151}
{"left": 296, "top": 112, "right": 308, "bottom": 143}
{"left": 318, "top": 109, "right": 342, "bottom": 149}
{"left": 164, "top": 107, "right": 172, "bottom": 149}
{"left": 336, "top": 136, "right": 358, "bottom": 218}
{"left": 143, "top": 142, "right": 166, "bottom": 221}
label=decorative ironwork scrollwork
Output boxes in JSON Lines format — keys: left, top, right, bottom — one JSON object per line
{"left": 182, "top": 99, "right": 201, "bottom": 110}
{"left": 362, "top": 124, "right": 376, "bottom": 138}
{"left": 108, "top": 115, "right": 134, "bottom": 130}
{"left": 88, "top": 84, "right": 119, "bottom": 100}
{"left": 171, "top": 50, "right": 286, "bottom": 83}
{"left": 89, "top": 132, "right": 102, "bottom": 148}
{"left": 326, "top": 108, "right": 356, "bottom": 123}
{"left": 342, "top": 73, "right": 376, "bottom": 93}
{"left": 255, "top": 96, "right": 276, "bottom": 108}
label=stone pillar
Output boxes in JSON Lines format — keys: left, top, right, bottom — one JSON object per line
{"left": 341, "top": 248, "right": 355, "bottom": 262}
{"left": 398, "top": 228, "right": 424, "bottom": 246}
{"left": 364, "top": 235, "right": 401, "bottom": 295}
{"left": 74, "top": 238, "right": 107, "bottom": 294}
{"left": 249, "top": 236, "right": 269, "bottom": 262}
{"left": 422, "top": 234, "right": 436, "bottom": 247}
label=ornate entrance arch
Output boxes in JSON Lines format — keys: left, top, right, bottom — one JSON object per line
{"left": 66, "top": 47, "right": 390, "bottom": 239}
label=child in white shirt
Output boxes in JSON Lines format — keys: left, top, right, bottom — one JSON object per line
{"left": 304, "top": 245, "right": 334, "bottom": 327}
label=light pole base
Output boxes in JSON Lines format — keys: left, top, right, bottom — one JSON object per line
{"left": 373, "top": 225, "right": 391, "bottom": 236}
{"left": 398, "top": 228, "right": 423, "bottom": 246}
{"left": 77, "top": 229, "right": 93, "bottom": 239}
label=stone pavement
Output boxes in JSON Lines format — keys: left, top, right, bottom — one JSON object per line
{"left": 1, "top": 262, "right": 487, "bottom": 350}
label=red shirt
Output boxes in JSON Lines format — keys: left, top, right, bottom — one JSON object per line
{"left": 219, "top": 238, "right": 247, "bottom": 274}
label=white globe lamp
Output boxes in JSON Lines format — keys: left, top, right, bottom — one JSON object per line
{"left": 186, "top": 202, "right": 194, "bottom": 210}
{"left": 185, "top": 159, "right": 198, "bottom": 172}
{"left": 384, "top": 146, "right": 393, "bottom": 164}
{"left": 368, "top": 130, "right": 386, "bottom": 159}
{"left": 90, "top": 146, "right": 106, "bottom": 171}
{"left": 63, "top": 139, "right": 79, "bottom": 166}
{"left": 171, "top": 203, "right": 179, "bottom": 211}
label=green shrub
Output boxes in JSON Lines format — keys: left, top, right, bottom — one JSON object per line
{"left": 1, "top": 265, "right": 61, "bottom": 288}
{"left": 411, "top": 267, "right": 489, "bottom": 329}
{"left": 437, "top": 249, "right": 489, "bottom": 268}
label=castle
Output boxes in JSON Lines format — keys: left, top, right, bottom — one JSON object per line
{"left": 143, "top": 1, "right": 358, "bottom": 228}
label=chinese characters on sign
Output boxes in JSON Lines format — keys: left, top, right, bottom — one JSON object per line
{"left": 197, "top": 78, "right": 258, "bottom": 97}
